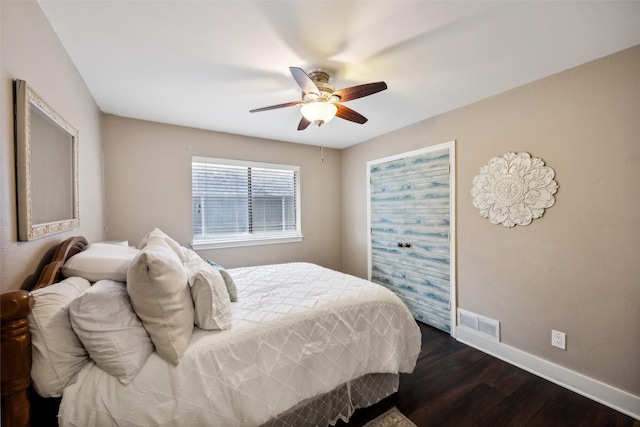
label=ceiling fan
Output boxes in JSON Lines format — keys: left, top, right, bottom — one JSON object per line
{"left": 249, "top": 67, "right": 387, "bottom": 130}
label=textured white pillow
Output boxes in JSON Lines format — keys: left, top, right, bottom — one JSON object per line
{"left": 205, "top": 259, "right": 238, "bottom": 302}
{"left": 183, "top": 250, "right": 232, "bottom": 330}
{"left": 137, "top": 228, "right": 185, "bottom": 262}
{"left": 28, "top": 277, "right": 91, "bottom": 397}
{"left": 61, "top": 242, "right": 139, "bottom": 282}
{"left": 127, "top": 236, "right": 194, "bottom": 364}
{"left": 69, "top": 280, "right": 154, "bottom": 384}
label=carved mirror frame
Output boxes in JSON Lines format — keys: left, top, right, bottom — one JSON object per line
{"left": 15, "top": 80, "right": 79, "bottom": 241}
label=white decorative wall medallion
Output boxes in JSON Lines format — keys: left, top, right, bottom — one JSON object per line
{"left": 471, "top": 152, "right": 558, "bottom": 227}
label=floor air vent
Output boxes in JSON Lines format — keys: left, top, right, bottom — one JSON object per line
{"left": 457, "top": 308, "right": 500, "bottom": 342}
{"left": 459, "top": 309, "right": 478, "bottom": 330}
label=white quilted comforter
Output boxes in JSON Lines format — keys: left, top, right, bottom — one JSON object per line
{"left": 59, "top": 263, "right": 421, "bottom": 426}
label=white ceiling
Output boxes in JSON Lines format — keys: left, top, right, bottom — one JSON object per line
{"left": 38, "top": 1, "right": 640, "bottom": 149}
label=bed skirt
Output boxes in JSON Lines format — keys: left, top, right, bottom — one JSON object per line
{"left": 262, "top": 373, "right": 399, "bottom": 427}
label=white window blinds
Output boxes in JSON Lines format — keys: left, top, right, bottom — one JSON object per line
{"left": 192, "top": 157, "right": 302, "bottom": 248}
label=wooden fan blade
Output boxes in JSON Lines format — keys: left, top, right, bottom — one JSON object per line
{"left": 289, "top": 67, "right": 319, "bottom": 96}
{"left": 332, "top": 82, "right": 387, "bottom": 102}
{"left": 298, "top": 117, "right": 312, "bottom": 130}
{"left": 249, "top": 101, "right": 301, "bottom": 113}
{"left": 335, "top": 104, "right": 368, "bottom": 124}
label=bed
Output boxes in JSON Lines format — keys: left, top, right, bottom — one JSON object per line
{"left": 1, "top": 233, "right": 421, "bottom": 427}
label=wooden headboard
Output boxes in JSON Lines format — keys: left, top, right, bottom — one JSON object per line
{"left": 0, "top": 236, "right": 88, "bottom": 427}
{"left": 32, "top": 236, "right": 89, "bottom": 290}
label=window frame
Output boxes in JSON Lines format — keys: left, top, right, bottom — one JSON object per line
{"left": 191, "top": 156, "right": 303, "bottom": 250}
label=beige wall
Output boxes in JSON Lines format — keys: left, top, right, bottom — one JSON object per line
{"left": 342, "top": 45, "right": 640, "bottom": 396}
{"left": 102, "top": 115, "right": 343, "bottom": 271}
{"left": 0, "top": 1, "right": 104, "bottom": 292}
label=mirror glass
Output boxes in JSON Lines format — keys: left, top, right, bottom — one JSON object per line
{"left": 15, "top": 80, "right": 79, "bottom": 241}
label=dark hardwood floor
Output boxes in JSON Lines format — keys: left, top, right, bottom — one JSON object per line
{"left": 340, "top": 322, "right": 639, "bottom": 427}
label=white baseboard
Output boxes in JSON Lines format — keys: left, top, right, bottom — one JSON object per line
{"left": 456, "top": 327, "right": 640, "bottom": 420}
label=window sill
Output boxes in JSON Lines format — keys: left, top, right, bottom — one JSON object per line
{"left": 191, "top": 234, "right": 304, "bottom": 250}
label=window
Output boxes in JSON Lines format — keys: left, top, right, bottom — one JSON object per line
{"left": 191, "top": 157, "right": 302, "bottom": 249}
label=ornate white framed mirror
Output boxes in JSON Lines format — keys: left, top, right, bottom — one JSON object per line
{"left": 14, "top": 79, "right": 79, "bottom": 241}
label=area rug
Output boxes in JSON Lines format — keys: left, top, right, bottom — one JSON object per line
{"left": 363, "top": 407, "right": 417, "bottom": 427}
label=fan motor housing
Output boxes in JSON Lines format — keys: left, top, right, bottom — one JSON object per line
{"left": 305, "top": 70, "right": 336, "bottom": 101}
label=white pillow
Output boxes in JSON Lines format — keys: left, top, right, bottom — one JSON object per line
{"left": 127, "top": 236, "right": 194, "bottom": 365}
{"left": 28, "top": 277, "right": 91, "bottom": 397}
{"left": 137, "top": 228, "right": 185, "bottom": 262}
{"left": 205, "top": 259, "right": 238, "bottom": 302}
{"left": 61, "top": 242, "right": 139, "bottom": 282}
{"left": 183, "top": 250, "right": 232, "bottom": 330}
{"left": 69, "top": 280, "right": 154, "bottom": 384}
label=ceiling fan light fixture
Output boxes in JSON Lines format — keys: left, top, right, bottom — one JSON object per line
{"left": 250, "top": 67, "right": 387, "bottom": 130}
{"left": 301, "top": 101, "right": 337, "bottom": 125}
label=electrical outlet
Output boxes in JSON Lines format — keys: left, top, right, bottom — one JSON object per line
{"left": 552, "top": 330, "right": 566, "bottom": 350}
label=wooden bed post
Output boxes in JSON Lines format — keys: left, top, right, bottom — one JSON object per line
{"left": 1, "top": 290, "right": 34, "bottom": 427}
{"left": 0, "top": 236, "right": 88, "bottom": 427}
{"left": 0, "top": 236, "right": 89, "bottom": 427}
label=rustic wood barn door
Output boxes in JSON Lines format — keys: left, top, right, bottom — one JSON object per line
{"left": 368, "top": 142, "right": 456, "bottom": 334}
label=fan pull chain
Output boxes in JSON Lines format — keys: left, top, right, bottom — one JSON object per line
{"left": 314, "top": 123, "right": 324, "bottom": 164}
